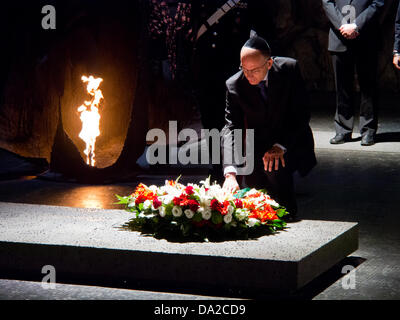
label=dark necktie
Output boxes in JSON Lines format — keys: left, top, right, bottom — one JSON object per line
{"left": 257, "top": 80, "right": 268, "bottom": 104}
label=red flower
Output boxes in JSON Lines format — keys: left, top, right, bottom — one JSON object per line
{"left": 211, "top": 199, "right": 223, "bottom": 212}
{"left": 181, "top": 199, "right": 200, "bottom": 212}
{"left": 220, "top": 200, "right": 231, "bottom": 216}
{"left": 234, "top": 199, "right": 243, "bottom": 209}
{"left": 135, "top": 194, "right": 146, "bottom": 205}
{"left": 153, "top": 198, "right": 162, "bottom": 209}
{"left": 185, "top": 186, "right": 194, "bottom": 195}
{"left": 173, "top": 196, "right": 184, "bottom": 206}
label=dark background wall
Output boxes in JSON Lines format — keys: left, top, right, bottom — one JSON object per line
{"left": 0, "top": 0, "right": 399, "bottom": 164}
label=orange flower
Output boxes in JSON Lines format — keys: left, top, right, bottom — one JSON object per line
{"left": 241, "top": 194, "right": 279, "bottom": 223}
{"left": 245, "top": 191, "right": 263, "bottom": 199}
{"left": 131, "top": 184, "right": 157, "bottom": 204}
{"left": 258, "top": 210, "right": 279, "bottom": 222}
{"left": 167, "top": 180, "right": 176, "bottom": 187}
{"left": 220, "top": 200, "right": 231, "bottom": 216}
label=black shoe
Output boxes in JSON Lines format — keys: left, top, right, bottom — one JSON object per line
{"left": 361, "top": 133, "right": 375, "bottom": 146}
{"left": 330, "top": 133, "right": 352, "bottom": 145}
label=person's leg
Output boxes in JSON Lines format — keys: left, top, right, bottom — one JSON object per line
{"left": 332, "top": 52, "right": 356, "bottom": 137}
{"left": 264, "top": 168, "right": 297, "bottom": 216}
{"left": 243, "top": 165, "right": 297, "bottom": 217}
{"left": 355, "top": 48, "right": 379, "bottom": 140}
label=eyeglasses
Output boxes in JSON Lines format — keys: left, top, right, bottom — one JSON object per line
{"left": 239, "top": 59, "right": 271, "bottom": 75}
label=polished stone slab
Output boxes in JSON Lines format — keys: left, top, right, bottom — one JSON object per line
{"left": 0, "top": 202, "right": 358, "bottom": 294}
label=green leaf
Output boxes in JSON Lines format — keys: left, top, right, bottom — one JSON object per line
{"left": 114, "top": 195, "right": 130, "bottom": 205}
{"left": 192, "top": 212, "right": 203, "bottom": 222}
{"left": 276, "top": 209, "right": 287, "bottom": 218}
{"left": 234, "top": 188, "right": 251, "bottom": 199}
{"left": 271, "top": 219, "right": 287, "bottom": 229}
{"left": 211, "top": 212, "right": 223, "bottom": 225}
{"left": 165, "top": 205, "right": 173, "bottom": 217}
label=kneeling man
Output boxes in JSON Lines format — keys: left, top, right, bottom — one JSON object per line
{"left": 222, "top": 33, "right": 316, "bottom": 220}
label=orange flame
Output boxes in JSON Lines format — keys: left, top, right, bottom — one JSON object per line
{"left": 77, "top": 75, "right": 104, "bottom": 167}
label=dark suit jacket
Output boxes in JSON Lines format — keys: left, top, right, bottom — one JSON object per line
{"left": 394, "top": 0, "right": 400, "bottom": 53}
{"left": 222, "top": 57, "right": 317, "bottom": 178}
{"left": 322, "top": 0, "right": 385, "bottom": 52}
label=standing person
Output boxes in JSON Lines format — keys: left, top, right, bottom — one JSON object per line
{"left": 222, "top": 34, "right": 317, "bottom": 221}
{"left": 191, "top": 0, "right": 250, "bottom": 181}
{"left": 393, "top": 0, "right": 400, "bottom": 69}
{"left": 322, "top": 0, "right": 385, "bottom": 146}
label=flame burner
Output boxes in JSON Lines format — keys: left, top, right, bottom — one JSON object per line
{"left": 0, "top": 0, "right": 199, "bottom": 185}
{"left": 77, "top": 75, "right": 104, "bottom": 167}
{"left": 43, "top": 68, "right": 151, "bottom": 184}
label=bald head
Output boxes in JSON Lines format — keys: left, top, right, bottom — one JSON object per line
{"left": 240, "top": 47, "right": 273, "bottom": 86}
{"left": 241, "top": 46, "right": 265, "bottom": 60}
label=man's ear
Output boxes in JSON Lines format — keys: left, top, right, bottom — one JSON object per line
{"left": 267, "top": 58, "right": 274, "bottom": 70}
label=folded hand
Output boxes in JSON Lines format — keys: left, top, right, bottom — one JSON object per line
{"left": 339, "top": 24, "right": 359, "bottom": 40}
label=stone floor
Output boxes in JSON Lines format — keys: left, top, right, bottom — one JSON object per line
{"left": 0, "top": 94, "right": 399, "bottom": 300}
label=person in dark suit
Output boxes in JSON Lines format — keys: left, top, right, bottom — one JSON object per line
{"left": 393, "top": 0, "right": 400, "bottom": 69}
{"left": 322, "top": 0, "right": 385, "bottom": 146}
{"left": 221, "top": 34, "right": 317, "bottom": 220}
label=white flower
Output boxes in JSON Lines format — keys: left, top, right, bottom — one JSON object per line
{"left": 149, "top": 185, "right": 159, "bottom": 193}
{"left": 158, "top": 206, "right": 166, "bottom": 218}
{"left": 246, "top": 189, "right": 259, "bottom": 197}
{"left": 187, "top": 183, "right": 200, "bottom": 189}
{"left": 265, "top": 198, "right": 280, "bottom": 207}
{"left": 184, "top": 209, "right": 195, "bottom": 219}
{"left": 199, "top": 197, "right": 211, "bottom": 209}
{"left": 138, "top": 212, "right": 146, "bottom": 219}
{"left": 224, "top": 214, "right": 233, "bottom": 224}
{"left": 200, "top": 177, "right": 211, "bottom": 188}
{"left": 172, "top": 206, "right": 183, "bottom": 217}
{"left": 201, "top": 208, "right": 212, "bottom": 220}
{"left": 143, "top": 200, "right": 152, "bottom": 210}
{"left": 235, "top": 209, "right": 248, "bottom": 221}
{"left": 128, "top": 201, "right": 136, "bottom": 208}
{"left": 227, "top": 205, "right": 234, "bottom": 215}
{"left": 160, "top": 194, "right": 174, "bottom": 205}
{"left": 248, "top": 218, "right": 260, "bottom": 227}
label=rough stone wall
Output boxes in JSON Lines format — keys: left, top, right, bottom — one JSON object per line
{"left": 0, "top": 1, "right": 149, "bottom": 165}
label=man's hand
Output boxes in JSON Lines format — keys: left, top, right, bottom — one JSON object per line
{"left": 393, "top": 55, "right": 400, "bottom": 70}
{"left": 263, "top": 145, "right": 286, "bottom": 172}
{"left": 223, "top": 173, "right": 240, "bottom": 194}
{"left": 339, "top": 24, "right": 359, "bottom": 40}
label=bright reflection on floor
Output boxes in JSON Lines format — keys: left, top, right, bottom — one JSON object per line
{"left": 70, "top": 186, "right": 112, "bottom": 209}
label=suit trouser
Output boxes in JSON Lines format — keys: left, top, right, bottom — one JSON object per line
{"left": 331, "top": 48, "right": 379, "bottom": 136}
{"left": 241, "top": 157, "right": 297, "bottom": 216}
